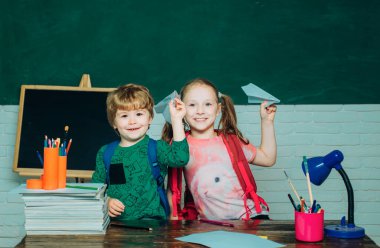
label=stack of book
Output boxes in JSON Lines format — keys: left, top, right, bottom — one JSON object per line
{"left": 12, "top": 183, "right": 109, "bottom": 235}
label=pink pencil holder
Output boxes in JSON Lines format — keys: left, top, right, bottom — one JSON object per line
{"left": 295, "top": 210, "right": 324, "bottom": 242}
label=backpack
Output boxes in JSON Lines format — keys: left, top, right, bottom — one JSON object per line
{"left": 103, "top": 138, "right": 170, "bottom": 217}
{"left": 169, "top": 133, "right": 269, "bottom": 220}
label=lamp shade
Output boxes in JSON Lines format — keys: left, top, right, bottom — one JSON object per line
{"left": 302, "top": 150, "right": 344, "bottom": 186}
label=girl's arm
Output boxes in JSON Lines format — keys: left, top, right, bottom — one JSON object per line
{"left": 169, "top": 98, "right": 186, "bottom": 141}
{"left": 253, "top": 101, "right": 277, "bottom": 167}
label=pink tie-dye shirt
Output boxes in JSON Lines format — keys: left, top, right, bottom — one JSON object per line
{"left": 184, "top": 135, "right": 269, "bottom": 220}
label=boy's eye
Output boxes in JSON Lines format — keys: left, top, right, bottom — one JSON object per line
{"left": 136, "top": 112, "right": 144, "bottom": 116}
{"left": 121, "top": 114, "right": 128, "bottom": 118}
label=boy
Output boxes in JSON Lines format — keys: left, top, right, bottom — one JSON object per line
{"left": 92, "top": 84, "right": 188, "bottom": 220}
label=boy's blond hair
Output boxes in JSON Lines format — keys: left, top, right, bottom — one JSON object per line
{"left": 106, "top": 84, "right": 154, "bottom": 127}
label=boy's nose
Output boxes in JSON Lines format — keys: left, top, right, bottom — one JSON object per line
{"left": 128, "top": 117, "right": 136, "bottom": 124}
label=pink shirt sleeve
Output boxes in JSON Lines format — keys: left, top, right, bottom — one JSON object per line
{"left": 241, "top": 140, "right": 257, "bottom": 164}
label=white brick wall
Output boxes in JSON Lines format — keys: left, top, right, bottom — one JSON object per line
{"left": 1, "top": 104, "right": 379, "bottom": 247}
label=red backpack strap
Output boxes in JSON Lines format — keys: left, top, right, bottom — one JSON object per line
{"left": 168, "top": 167, "right": 183, "bottom": 219}
{"left": 168, "top": 131, "right": 199, "bottom": 220}
{"left": 221, "top": 133, "right": 267, "bottom": 219}
{"left": 182, "top": 185, "right": 199, "bottom": 220}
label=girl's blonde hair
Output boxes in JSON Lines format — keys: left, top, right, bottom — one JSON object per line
{"left": 106, "top": 84, "right": 154, "bottom": 127}
{"left": 161, "top": 78, "right": 248, "bottom": 144}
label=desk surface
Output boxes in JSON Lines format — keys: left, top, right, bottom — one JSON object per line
{"left": 16, "top": 220, "right": 377, "bottom": 247}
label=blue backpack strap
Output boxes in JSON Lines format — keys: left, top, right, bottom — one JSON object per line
{"left": 148, "top": 138, "right": 170, "bottom": 217}
{"left": 103, "top": 140, "right": 119, "bottom": 185}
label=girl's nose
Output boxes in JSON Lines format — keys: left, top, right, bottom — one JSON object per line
{"left": 196, "top": 105, "right": 204, "bottom": 114}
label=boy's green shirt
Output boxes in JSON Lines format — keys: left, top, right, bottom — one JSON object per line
{"left": 92, "top": 135, "right": 189, "bottom": 220}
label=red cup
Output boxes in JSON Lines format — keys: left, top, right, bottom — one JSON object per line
{"left": 295, "top": 210, "right": 324, "bottom": 242}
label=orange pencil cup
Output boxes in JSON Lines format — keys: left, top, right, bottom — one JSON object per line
{"left": 43, "top": 147, "right": 59, "bottom": 190}
{"left": 295, "top": 211, "right": 324, "bottom": 242}
{"left": 58, "top": 155, "right": 67, "bottom": 188}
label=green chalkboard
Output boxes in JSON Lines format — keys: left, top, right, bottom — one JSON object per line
{"left": 1, "top": 1, "right": 380, "bottom": 104}
{"left": 13, "top": 85, "right": 116, "bottom": 178}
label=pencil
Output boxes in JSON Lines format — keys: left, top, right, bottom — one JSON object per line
{"left": 287, "top": 193, "right": 297, "bottom": 210}
{"left": 36, "top": 150, "right": 43, "bottom": 166}
{"left": 283, "top": 170, "right": 301, "bottom": 204}
{"left": 200, "top": 219, "right": 234, "bottom": 227}
{"left": 303, "top": 156, "right": 314, "bottom": 207}
{"left": 66, "top": 185, "right": 98, "bottom": 190}
{"left": 111, "top": 222, "right": 153, "bottom": 231}
{"left": 66, "top": 139, "right": 72, "bottom": 154}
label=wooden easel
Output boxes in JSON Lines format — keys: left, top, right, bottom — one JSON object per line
{"left": 79, "top": 74, "right": 92, "bottom": 88}
{"left": 76, "top": 74, "right": 91, "bottom": 183}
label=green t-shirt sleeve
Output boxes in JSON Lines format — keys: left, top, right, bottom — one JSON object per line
{"left": 157, "top": 138, "right": 189, "bottom": 168}
{"left": 91, "top": 145, "right": 107, "bottom": 183}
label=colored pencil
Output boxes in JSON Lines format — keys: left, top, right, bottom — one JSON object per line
{"left": 303, "top": 156, "right": 314, "bottom": 207}
{"left": 283, "top": 170, "right": 301, "bottom": 204}
{"left": 200, "top": 219, "right": 234, "bottom": 227}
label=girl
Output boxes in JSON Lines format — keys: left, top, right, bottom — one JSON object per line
{"left": 163, "top": 78, "right": 277, "bottom": 220}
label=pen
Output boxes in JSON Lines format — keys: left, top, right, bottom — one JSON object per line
{"left": 66, "top": 185, "right": 98, "bottom": 190}
{"left": 111, "top": 222, "right": 153, "bottom": 231}
{"left": 287, "top": 193, "right": 297, "bottom": 210}
{"left": 36, "top": 150, "right": 43, "bottom": 165}
{"left": 200, "top": 219, "right": 234, "bottom": 227}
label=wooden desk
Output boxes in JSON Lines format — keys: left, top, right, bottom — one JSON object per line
{"left": 16, "top": 220, "right": 377, "bottom": 247}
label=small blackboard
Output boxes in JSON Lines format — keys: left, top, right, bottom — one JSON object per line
{"left": 13, "top": 83, "right": 117, "bottom": 178}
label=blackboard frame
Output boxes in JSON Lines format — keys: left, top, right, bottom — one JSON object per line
{"left": 13, "top": 84, "right": 116, "bottom": 178}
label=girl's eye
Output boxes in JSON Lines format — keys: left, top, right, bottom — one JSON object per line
{"left": 205, "top": 102, "right": 212, "bottom": 106}
{"left": 136, "top": 112, "right": 144, "bottom": 116}
{"left": 121, "top": 114, "right": 128, "bottom": 118}
{"left": 188, "top": 103, "right": 195, "bottom": 107}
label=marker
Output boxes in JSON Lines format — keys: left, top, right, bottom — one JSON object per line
{"left": 287, "top": 193, "right": 297, "bottom": 210}
{"left": 314, "top": 203, "right": 321, "bottom": 213}
{"left": 111, "top": 222, "right": 153, "bottom": 231}
{"left": 44, "top": 135, "right": 48, "bottom": 147}
{"left": 36, "top": 150, "right": 43, "bottom": 165}
{"left": 311, "top": 199, "right": 316, "bottom": 213}
{"left": 300, "top": 198, "right": 305, "bottom": 213}
{"left": 66, "top": 185, "right": 98, "bottom": 190}
{"left": 200, "top": 219, "right": 234, "bottom": 227}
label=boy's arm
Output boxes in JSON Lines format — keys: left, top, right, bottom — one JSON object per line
{"left": 158, "top": 139, "right": 189, "bottom": 168}
{"left": 253, "top": 102, "right": 277, "bottom": 167}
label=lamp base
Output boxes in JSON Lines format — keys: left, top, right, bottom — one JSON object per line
{"left": 325, "top": 223, "right": 365, "bottom": 239}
